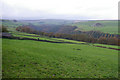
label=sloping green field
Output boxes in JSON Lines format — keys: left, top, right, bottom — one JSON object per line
{"left": 72, "top": 20, "right": 118, "bottom": 34}
{"left": 2, "top": 38, "right": 118, "bottom": 78}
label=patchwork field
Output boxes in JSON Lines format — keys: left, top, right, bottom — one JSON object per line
{"left": 10, "top": 31, "right": 119, "bottom": 49}
{"left": 2, "top": 38, "right": 118, "bottom": 78}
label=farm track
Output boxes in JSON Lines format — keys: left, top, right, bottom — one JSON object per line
{"left": 2, "top": 35, "right": 120, "bottom": 51}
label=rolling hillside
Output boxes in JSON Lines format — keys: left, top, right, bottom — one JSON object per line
{"left": 1, "top": 19, "right": 118, "bottom": 34}
{"left": 1, "top": 19, "right": 119, "bottom": 78}
{"left": 2, "top": 38, "right": 118, "bottom": 78}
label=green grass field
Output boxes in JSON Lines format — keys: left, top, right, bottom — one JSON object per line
{"left": 72, "top": 20, "right": 118, "bottom": 34}
{"left": 91, "top": 43, "right": 119, "bottom": 49}
{"left": 2, "top": 38, "right": 118, "bottom": 78}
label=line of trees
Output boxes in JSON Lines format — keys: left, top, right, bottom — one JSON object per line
{"left": 16, "top": 26, "right": 120, "bottom": 46}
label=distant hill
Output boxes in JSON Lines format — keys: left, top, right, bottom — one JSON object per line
{"left": 0, "top": 19, "right": 118, "bottom": 34}
{"left": 93, "top": 23, "right": 103, "bottom": 27}
{"left": 22, "top": 24, "right": 78, "bottom": 34}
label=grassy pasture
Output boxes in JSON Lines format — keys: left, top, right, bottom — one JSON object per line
{"left": 91, "top": 44, "right": 119, "bottom": 49}
{"left": 72, "top": 20, "right": 118, "bottom": 34}
{"left": 2, "top": 38, "right": 118, "bottom": 78}
{"left": 1, "top": 20, "right": 29, "bottom": 28}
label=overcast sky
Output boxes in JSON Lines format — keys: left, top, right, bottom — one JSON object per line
{"left": 0, "top": 0, "right": 119, "bottom": 20}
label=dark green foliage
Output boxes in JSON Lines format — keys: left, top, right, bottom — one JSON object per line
{"left": 1, "top": 26, "right": 8, "bottom": 32}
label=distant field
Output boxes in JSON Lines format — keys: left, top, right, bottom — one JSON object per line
{"left": 2, "top": 38, "right": 118, "bottom": 78}
{"left": 1, "top": 20, "right": 29, "bottom": 28}
{"left": 72, "top": 20, "right": 118, "bottom": 34}
{"left": 91, "top": 43, "right": 119, "bottom": 49}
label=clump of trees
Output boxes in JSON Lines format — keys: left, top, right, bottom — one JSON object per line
{"left": 0, "top": 25, "right": 8, "bottom": 32}
{"left": 16, "top": 26, "right": 120, "bottom": 46}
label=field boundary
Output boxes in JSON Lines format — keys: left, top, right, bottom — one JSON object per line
{"left": 2, "top": 36, "right": 120, "bottom": 51}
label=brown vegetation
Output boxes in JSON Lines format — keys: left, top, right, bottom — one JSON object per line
{"left": 16, "top": 26, "right": 120, "bottom": 46}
